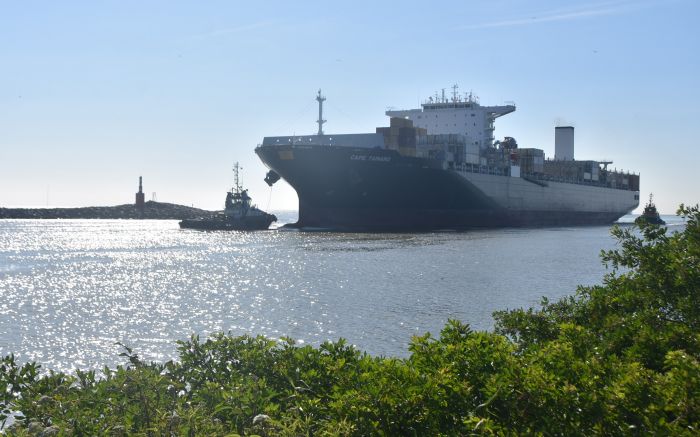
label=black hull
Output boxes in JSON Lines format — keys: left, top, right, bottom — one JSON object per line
{"left": 256, "top": 144, "right": 630, "bottom": 231}
{"left": 291, "top": 205, "right": 623, "bottom": 231}
{"left": 179, "top": 215, "right": 276, "bottom": 231}
{"left": 635, "top": 215, "right": 665, "bottom": 226}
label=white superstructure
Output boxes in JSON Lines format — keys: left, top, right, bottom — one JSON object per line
{"left": 385, "top": 85, "right": 515, "bottom": 149}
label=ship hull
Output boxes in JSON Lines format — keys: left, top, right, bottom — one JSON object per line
{"left": 256, "top": 145, "right": 639, "bottom": 231}
{"left": 294, "top": 204, "right": 624, "bottom": 231}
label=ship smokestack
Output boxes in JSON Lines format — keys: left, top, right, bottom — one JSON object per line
{"left": 555, "top": 126, "right": 574, "bottom": 160}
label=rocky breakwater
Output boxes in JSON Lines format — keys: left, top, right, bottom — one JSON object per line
{"left": 0, "top": 201, "right": 219, "bottom": 220}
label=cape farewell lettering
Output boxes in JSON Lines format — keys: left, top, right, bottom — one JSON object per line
{"left": 351, "top": 155, "right": 390, "bottom": 162}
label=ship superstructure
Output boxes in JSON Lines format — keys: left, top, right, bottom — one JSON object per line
{"left": 386, "top": 85, "right": 515, "bottom": 155}
{"left": 256, "top": 87, "right": 640, "bottom": 231}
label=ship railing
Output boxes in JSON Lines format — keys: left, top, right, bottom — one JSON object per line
{"left": 452, "top": 162, "right": 637, "bottom": 191}
{"left": 521, "top": 172, "right": 637, "bottom": 190}
{"left": 453, "top": 162, "right": 507, "bottom": 176}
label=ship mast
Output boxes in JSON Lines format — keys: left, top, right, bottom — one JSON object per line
{"left": 316, "top": 89, "right": 326, "bottom": 135}
{"left": 233, "top": 162, "right": 242, "bottom": 194}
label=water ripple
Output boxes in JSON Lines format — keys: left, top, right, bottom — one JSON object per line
{"left": 0, "top": 218, "right": 641, "bottom": 372}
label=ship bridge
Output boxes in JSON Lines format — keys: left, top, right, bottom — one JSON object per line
{"left": 420, "top": 102, "right": 515, "bottom": 117}
{"left": 385, "top": 85, "right": 515, "bottom": 148}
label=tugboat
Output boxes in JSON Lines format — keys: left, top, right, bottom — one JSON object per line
{"left": 635, "top": 193, "right": 665, "bottom": 225}
{"left": 179, "top": 163, "right": 277, "bottom": 230}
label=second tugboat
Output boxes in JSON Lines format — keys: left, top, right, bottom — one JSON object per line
{"left": 179, "top": 163, "right": 277, "bottom": 231}
{"left": 635, "top": 193, "right": 665, "bottom": 225}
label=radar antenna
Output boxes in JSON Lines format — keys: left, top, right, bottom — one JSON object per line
{"left": 452, "top": 84, "right": 459, "bottom": 102}
{"left": 316, "top": 89, "right": 326, "bottom": 135}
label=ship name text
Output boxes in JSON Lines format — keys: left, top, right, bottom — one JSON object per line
{"left": 350, "top": 154, "right": 391, "bottom": 162}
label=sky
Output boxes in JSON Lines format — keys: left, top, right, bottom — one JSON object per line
{"left": 1, "top": 0, "right": 698, "bottom": 213}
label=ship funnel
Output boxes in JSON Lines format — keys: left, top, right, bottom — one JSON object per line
{"left": 555, "top": 126, "right": 574, "bottom": 160}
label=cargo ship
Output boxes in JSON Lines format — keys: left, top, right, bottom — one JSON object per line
{"left": 256, "top": 87, "right": 640, "bottom": 231}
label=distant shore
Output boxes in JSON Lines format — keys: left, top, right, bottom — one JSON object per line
{"left": 0, "top": 201, "right": 218, "bottom": 220}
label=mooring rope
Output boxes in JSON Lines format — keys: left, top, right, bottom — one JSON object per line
{"left": 266, "top": 186, "right": 273, "bottom": 212}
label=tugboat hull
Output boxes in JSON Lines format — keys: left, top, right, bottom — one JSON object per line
{"left": 179, "top": 214, "right": 277, "bottom": 231}
{"left": 634, "top": 215, "right": 665, "bottom": 226}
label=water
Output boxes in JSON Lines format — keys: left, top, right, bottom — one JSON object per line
{"left": 0, "top": 214, "right": 686, "bottom": 372}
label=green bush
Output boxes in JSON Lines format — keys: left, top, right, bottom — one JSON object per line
{"left": 2, "top": 205, "right": 699, "bottom": 435}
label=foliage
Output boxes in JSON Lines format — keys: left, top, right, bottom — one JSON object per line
{"left": 1, "top": 206, "right": 699, "bottom": 435}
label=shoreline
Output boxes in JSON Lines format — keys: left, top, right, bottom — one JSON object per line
{"left": 0, "top": 200, "right": 218, "bottom": 220}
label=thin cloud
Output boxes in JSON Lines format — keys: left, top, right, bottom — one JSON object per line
{"left": 455, "top": 1, "right": 644, "bottom": 30}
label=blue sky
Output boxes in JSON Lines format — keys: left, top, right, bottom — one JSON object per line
{"left": 1, "top": 0, "right": 698, "bottom": 213}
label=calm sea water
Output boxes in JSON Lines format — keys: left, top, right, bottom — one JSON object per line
{"left": 0, "top": 213, "right": 685, "bottom": 372}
